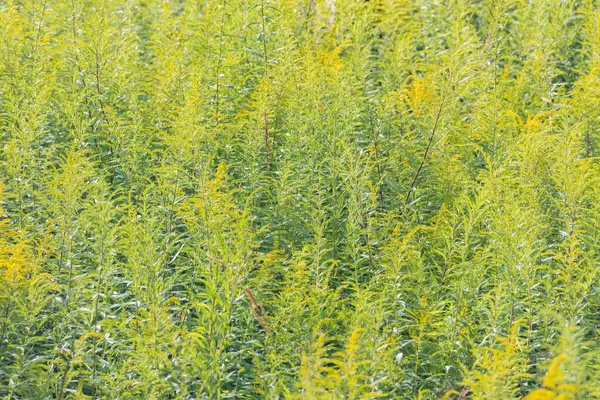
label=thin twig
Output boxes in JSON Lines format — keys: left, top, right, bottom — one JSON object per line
{"left": 264, "top": 111, "right": 270, "bottom": 167}
{"left": 245, "top": 288, "right": 270, "bottom": 335}
{"left": 404, "top": 96, "right": 445, "bottom": 205}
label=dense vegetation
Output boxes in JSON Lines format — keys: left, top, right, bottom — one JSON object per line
{"left": 1, "top": 0, "right": 600, "bottom": 398}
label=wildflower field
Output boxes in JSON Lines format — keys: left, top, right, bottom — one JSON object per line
{"left": 1, "top": 0, "right": 600, "bottom": 398}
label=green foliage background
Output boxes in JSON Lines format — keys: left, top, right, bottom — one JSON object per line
{"left": 1, "top": 0, "right": 600, "bottom": 398}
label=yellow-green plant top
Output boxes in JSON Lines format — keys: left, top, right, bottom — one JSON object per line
{"left": 0, "top": 0, "right": 599, "bottom": 398}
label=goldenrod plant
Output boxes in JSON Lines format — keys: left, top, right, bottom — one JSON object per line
{"left": 1, "top": 0, "right": 600, "bottom": 398}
